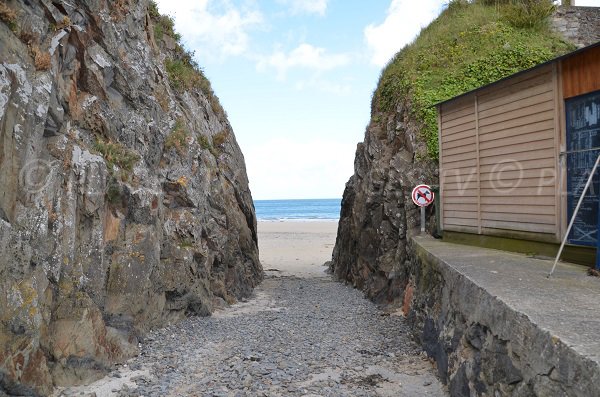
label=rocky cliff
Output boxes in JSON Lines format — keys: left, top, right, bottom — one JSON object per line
{"left": 0, "top": 0, "right": 262, "bottom": 395}
{"left": 330, "top": 1, "right": 575, "bottom": 303}
{"left": 330, "top": 100, "right": 437, "bottom": 304}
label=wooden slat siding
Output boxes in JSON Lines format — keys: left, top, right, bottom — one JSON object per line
{"left": 448, "top": 225, "right": 479, "bottom": 234}
{"left": 443, "top": 158, "right": 478, "bottom": 168}
{"left": 444, "top": 143, "right": 478, "bottom": 157}
{"left": 481, "top": 220, "right": 556, "bottom": 234}
{"left": 478, "top": 109, "right": 555, "bottom": 135}
{"left": 479, "top": 158, "right": 555, "bottom": 173}
{"left": 441, "top": 94, "right": 474, "bottom": 117}
{"left": 442, "top": 128, "right": 478, "bottom": 144}
{"left": 445, "top": 210, "right": 478, "bottom": 219}
{"left": 477, "top": 66, "right": 553, "bottom": 108}
{"left": 440, "top": 95, "right": 478, "bottom": 233}
{"left": 478, "top": 99, "right": 554, "bottom": 127}
{"left": 444, "top": 172, "right": 479, "bottom": 184}
{"left": 481, "top": 204, "right": 555, "bottom": 215}
{"left": 441, "top": 110, "right": 475, "bottom": 130}
{"left": 445, "top": 218, "right": 479, "bottom": 227}
{"left": 444, "top": 135, "right": 477, "bottom": 150}
{"left": 438, "top": 107, "right": 444, "bottom": 232}
{"left": 475, "top": 95, "right": 482, "bottom": 234}
{"left": 474, "top": 64, "right": 557, "bottom": 236}
{"left": 477, "top": 90, "right": 554, "bottom": 119}
{"left": 444, "top": 149, "right": 477, "bottom": 163}
{"left": 444, "top": 182, "right": 478, "bottom": 193}
{"left": 444, "top": 190, "right": 478, "bottom": 198}
{"left": 479, "top": 119, "right": 554, "bottom": 143}
{"left": 446, "top": 203, "right": 481, "bottom": 211}
{"left": 442, "top": 118, "right": 476, "bottom": 133}
{"left": 442, "top": 185, "right": 478, "bottom": 196}
{"left": 478, "top": 150, "right": 554, "bottom": 165}
{"left": 562, "top": 44, "right": 600, "bottom": 99}
{"left": 480, "top": 186, "right": 554, "bottom": 196}
{"left": 445, "top": 196, "right": 478, "bottom": 204}
{"left": 480, "top": 168, "right": 557, "bottom": 181}
{"left": 442, "top": 106, "right": 477, "bottom": 123}
{"left": 479, "top": 130, "right": 553, "bottom": 151}
{"left": 482, "top": 212, "right": 555, "bottom": 225}
{"left": 478, "top": 138, "right": 554, "bottom": 158}
{"left": 480, "top": 177, "right": 557, "bottom": 189}
{"left": 481, "top": 196, "right": 555, "bottom": 206}
{"left": 478, "top": 82, "right": 554, "bottom": 113}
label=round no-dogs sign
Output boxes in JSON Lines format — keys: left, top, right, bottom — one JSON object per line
{"left": 411, "top": 184, "right": 434, "bottom": 207}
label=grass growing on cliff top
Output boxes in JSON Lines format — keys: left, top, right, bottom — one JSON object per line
{"left": 374, "top": 0, "right": 574, "bottom": 159}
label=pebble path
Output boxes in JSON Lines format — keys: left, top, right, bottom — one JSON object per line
{"left": 59, "top": 271, "right": 447, "bottom": 397}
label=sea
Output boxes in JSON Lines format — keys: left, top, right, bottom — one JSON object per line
{"left": 254, "top": 199, "right": 341, "bottom": 221}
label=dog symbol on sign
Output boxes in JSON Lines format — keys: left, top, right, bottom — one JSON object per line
{"left": 411, "top": 184, "right": 434, "bottom": 207}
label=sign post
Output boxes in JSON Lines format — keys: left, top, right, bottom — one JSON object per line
{"left": 412, "top": 184, "right": 435, "bottom": 234}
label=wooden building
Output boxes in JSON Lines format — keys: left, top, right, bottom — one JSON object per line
{"left": 436, "top": 42, "right": 600, "bottom": 263}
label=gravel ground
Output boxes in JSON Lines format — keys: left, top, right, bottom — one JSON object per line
{"left": 58, "top": 270, "right": 446, "bottom": 397}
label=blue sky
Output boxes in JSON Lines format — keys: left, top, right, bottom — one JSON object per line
{"left": 154, "top": 0, "right": 600, "bottom": 200}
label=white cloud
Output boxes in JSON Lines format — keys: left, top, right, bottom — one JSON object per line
{"left": 294, "top": 78, "right": 352, "bottom": 96}
{"left": 154, "top": 0, "right": 263, "bottom": 61}
{"left": 257, "top": 43, "right": 350, "bottom": 80}
{"left": 365, "top": 0, "right": 445, "bottom": 66}
{"left": 244, "top": 138, "right": 356, "bottom": 200}
{"left": 277, "top": 0, "right": 329, "bottom": 16}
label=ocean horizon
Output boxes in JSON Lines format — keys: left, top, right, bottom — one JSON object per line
{"left": 254, "top": 198, "right": 341, "bottom": 221}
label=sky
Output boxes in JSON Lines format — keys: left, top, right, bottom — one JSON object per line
{"left": 154, "top": 0, "right": 600, "bottom": 200}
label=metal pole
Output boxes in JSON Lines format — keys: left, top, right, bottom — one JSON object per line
{"left": 421, "top": 206, "right": 426, "bottom": 234}
{"left": 597, "top": 195, "right": 600, "bottom": 270}
{"left": 548, "top": 153, "right": 600, "bottom": 277}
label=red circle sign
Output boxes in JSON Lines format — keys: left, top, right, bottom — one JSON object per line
{"left": 412, "top": 184, "right": 434, "bottom": 207}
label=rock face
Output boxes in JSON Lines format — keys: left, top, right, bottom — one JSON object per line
{"left": 0, "top": 0, "right": 261, "bottom": 395}
{"left": 552, "top": 6, "right": 600, "bottom": 48}
{"left": 330, "top": 98, "right": 437, "bottom": 304}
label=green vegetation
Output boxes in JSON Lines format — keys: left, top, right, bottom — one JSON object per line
{"left": 0, "top": 3, "right": 18, "bottom": 32}
{"left": 212, "top": 130, "right": 229, "bottom": 147}
{"left": 152, "top": 11, "right": 181, "bottom": 42}
{"left": 375, "top": 0, "right": 574, "bottom": 159}
{"left": 165, "top": 118, "right": 190, "bottom": 154}
{"left": 94, "top": 138, "right": 140, "bottom": 174}
{"left": 148, "top": 1, "right": 225, "bottom": 117}
{"left": 198, "top": 134, "right": 211, "bottom": 150}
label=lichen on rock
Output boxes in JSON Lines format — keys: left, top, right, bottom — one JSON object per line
{"left": 0, "top": 0, "right": 261, "bottom": 394}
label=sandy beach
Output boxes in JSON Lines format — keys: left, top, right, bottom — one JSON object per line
{"left": 257, "top": 220, "right": 339, "bottom": 278}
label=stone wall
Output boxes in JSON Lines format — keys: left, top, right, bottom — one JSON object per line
{"left": 552, "top": 6, "right": 600, "bottom": 48}
{"left": 404, "top": 237, "right": 600, "bottom": 397}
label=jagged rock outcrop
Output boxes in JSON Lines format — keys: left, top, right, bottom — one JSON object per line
{"left": 330, "top": 98, "right": 437, "bottom": 304}
{"left": 0, "top": 0, "right": 261, "bottom": 395}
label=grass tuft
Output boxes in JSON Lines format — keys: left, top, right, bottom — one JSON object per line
{"left": 147, "top": 2, "right": 225, "bottom": 118}
{"left": 94, "top": 138, "right": 140, "bottom": 176}
{"left": 165, "top": 118, "right": 190, "bottom": 155}
{"left": 212, "top": 130, "right": 229, "bottom": 147}
{"left": 0, "top": 3, "right": 17, "bottom": 32}
{"left": 32, "top": 45, "right": 51, "bottom": 70}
